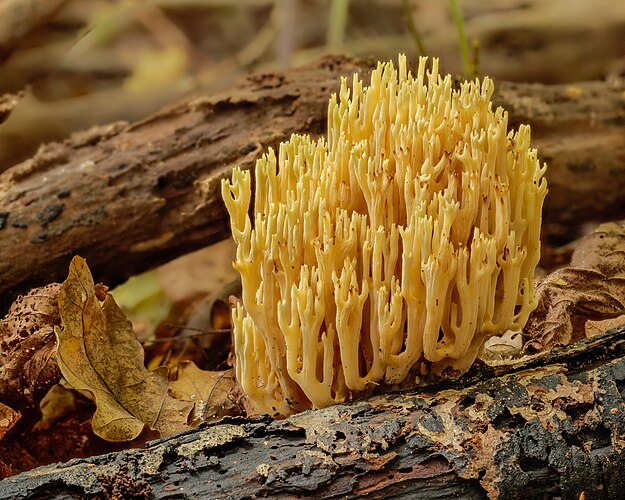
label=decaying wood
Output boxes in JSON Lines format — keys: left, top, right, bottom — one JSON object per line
{"left": 0, "top": 55, "right": 373, "bottom": 312}
{"left": 2, "top": 325, "right": 625, "bottom": 499}
{"left": 1, "top": 55, "right": 625, "bottom": 310}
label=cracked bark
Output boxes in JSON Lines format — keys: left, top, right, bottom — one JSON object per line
{"left": 2, "top": 325, "right": 625, "bottom": 499}
{"left": 1, "top": 55, "right": 625, "bottom": 311}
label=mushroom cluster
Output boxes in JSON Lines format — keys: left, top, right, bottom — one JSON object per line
{"left": 222, "top": 55, "right": 547, "bottom": 417}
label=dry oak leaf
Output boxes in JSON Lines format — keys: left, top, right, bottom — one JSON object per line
{"left": 525, "top": 221, "right": 625, "bottom": 353}
{"left": 524, "top": 268, "right": 625, "bottom": 352}
{"left": 54, "top": 256, "right": 193, "bottom": 442}
{"left": 170, "top": 362, "right": 238, "bottom": 425}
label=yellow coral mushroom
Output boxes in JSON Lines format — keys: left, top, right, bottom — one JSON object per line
{"left": 221, "top": 55, "right": 547, "bottom": 417}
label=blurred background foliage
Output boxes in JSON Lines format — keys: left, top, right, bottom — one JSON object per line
{"left": 1, "top": 0, "right": 624, "bottom": 171}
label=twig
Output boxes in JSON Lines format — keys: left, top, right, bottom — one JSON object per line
{"left": 141, "top": 326, "right": 231, "bottom": 344}
{"left": 202, "top": 370, "right": 231, "bottom": 420}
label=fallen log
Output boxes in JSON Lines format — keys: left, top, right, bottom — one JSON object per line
{"left": 0, "top": 55, "right": 374, "bottom": 312}
{"left": 1, "top": 54, "right": 624, "bottom": 311}
{"left": 2, "top": 324, "right": 625, "bottom": 499}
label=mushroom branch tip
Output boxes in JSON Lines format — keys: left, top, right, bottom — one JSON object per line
{"left": 221, "top": 55, "right": 547, "bottom": 417}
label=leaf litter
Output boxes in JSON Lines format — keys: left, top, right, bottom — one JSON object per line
{"left": 4, "top": 221, "right": 625, "bottom": 474}
{"left": 53, "top": 256, "right": 236, "bottom": 442}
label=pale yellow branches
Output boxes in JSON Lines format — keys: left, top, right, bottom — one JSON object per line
{"left": 222, "top": 55, "right": 547, "bottom": 417}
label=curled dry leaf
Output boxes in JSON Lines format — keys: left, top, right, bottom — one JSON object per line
{"left": 524, "top": 268, "right": 625, "bottom": 352}
{"left": 480, "top": 331, "right": 524, "bottom": 364}
{"left": 0, "top": 283, "right": 61, "bottom": 414}
{"left": 525, "top": 221, "right": 625, "bottom": 352}
{"left": 570, "top": 221, "right": 625, "bottom": 279}
{"left": 55, "top": 256, "right": 193, "bottom": 442}
{"left": 170, "top": 362, "right": 238, "bottom": 425}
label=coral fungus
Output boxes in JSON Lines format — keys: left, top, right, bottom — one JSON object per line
{"left": 222, "top": 55, "right": 547, "bottom": 416}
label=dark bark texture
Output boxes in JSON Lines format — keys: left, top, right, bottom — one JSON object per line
{"left": 2, "top": 324, "right": 625, "bottom": 499}
{"left": 1, "top": 55, "right": 625, "bottom": 311}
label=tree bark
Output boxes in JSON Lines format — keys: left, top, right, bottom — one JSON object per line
{"left": 2, "top": 54, "right": 625, "bottom": 499}
{"left": 2, "top": 324, "right": 625, "bottom": 499}
{"left": 0, "top": 54, "right": 374, "bottom": 312}
{"left": 1, "top": 55, "right": 625, "bottom": 310}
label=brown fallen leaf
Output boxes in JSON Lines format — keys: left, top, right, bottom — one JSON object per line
{"left": 585, "top": 315, "right": 625, "bottom": 337}
{"left": 570, "top": 220, "right": 625, "bottom": 279}
{"left": 156, "top": 240, "right": 238, "bottom": 304}
{"left": 55, "top": 256, "right": 193, "bottom": 442}
{"left": 525, "top": 221, "right": 625, "bottom": 352}
{"left": 525, "top": 268, "right": 625, "bottom": 351}
{"left": 170, "top": 362, "right": 237, "bottom": 425}
{"left": 0, "top": 402, "right": 20, "bottom": 441}
{"left": 34, "top": 383, "right": 83, "bottom": 431}
{"left": 0, "top": 283, "right": 61, "bottom": 415}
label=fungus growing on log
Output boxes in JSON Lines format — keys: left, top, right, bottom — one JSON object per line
{"left": 221, "top": 55, "right": 547, "bottom": 417}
